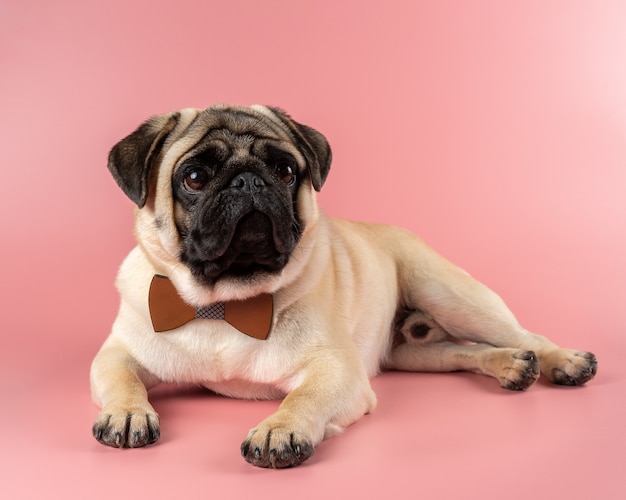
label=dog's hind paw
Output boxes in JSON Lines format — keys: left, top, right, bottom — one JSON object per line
{"left": 547, "top": 350, "right": 597, "bottom": 386}
{"left": 498, "top": 350, "right": 540, "bottom": 391}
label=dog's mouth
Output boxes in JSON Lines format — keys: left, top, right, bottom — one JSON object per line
{"left": 181, "top": 209, "right": 296, "bottom": 285}
{"left": 220, "top": 211, "right": 290, "bottom": 274}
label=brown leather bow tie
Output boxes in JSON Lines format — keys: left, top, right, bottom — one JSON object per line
{"left": 148, "top": 275, "right": 273, "bottom": 340}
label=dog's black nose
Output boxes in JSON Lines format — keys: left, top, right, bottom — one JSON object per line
{"left": 230, "top": 172, "right": 266, "bottom": 193}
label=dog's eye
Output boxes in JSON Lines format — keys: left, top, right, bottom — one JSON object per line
{"left": 183, "top": 168, "right": 209, "bottom": 193}
{"left": 275, "top": 162, "right": 296, "bottom": 186}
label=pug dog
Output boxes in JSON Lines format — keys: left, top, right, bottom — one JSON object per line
{"left": 91, "top": 104, "right": 597, "bottom": 468}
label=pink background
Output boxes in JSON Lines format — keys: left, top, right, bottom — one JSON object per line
{"left": 1, "top": 0, "right": 625, "bottom": 498}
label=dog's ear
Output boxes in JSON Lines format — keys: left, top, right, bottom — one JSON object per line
{"left": 266, "top": 107, "right": 332, "bottom": 192}
{"left": 108, "top": 112, "right": 180, "bottom": 208}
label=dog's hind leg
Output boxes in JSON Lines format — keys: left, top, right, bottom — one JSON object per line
{"left": 409, "top": 284, "right": 597, "bottom": 387}
{"left": 394, "top": 235, "right": 597, "bottom": 387}
{"left": 387, "top": 310, "right": 540, "bottom": 389}
{"left": 386, "top": 340, "right": 540, "bottom": 390}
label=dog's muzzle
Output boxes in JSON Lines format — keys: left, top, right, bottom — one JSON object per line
{"left": 181, "top": 171, "right": 298, "bottom": 283}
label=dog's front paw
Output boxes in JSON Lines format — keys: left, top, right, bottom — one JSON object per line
{"left": 546, "top": 350, "right": 597, "bottom": 386}
{"left": 92, "top": 404, "right": 160, "bottom": 448}
{"left": 498, "top": 350, "right": 540, "bottom": 391}
{"left": 241, "top": 416, "right": 315, "bottom": 468}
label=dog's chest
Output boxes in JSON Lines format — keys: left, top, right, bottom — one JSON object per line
{"left": 137, "top": 319, "right": 297, "bottom": 395}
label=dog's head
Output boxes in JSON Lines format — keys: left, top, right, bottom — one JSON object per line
{"left": 108, "top": 105, "right": 331, "bottom": 303}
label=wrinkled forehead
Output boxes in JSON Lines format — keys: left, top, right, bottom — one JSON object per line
{"left": 173, "top": 106, "right": 305, "bottom": 165}
{"left": 194, "top": 106, "right": 289, "bottom": 138}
